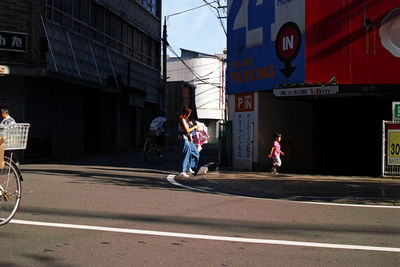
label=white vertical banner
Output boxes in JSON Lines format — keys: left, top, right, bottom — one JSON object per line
{"left": 234, "top": 112, "right": 254, "bottom": 160}
{"left": 235, "top": 113, "right": 244, "bottom": 159}
{"left": 245, "top": 112, "right": 254, "bottom": 160}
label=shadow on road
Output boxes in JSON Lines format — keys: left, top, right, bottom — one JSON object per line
{"left": 22, "top": 167, "right": 181, "bottom": 190}
{"left": 16, "top": 205, "right": 400, "bottom": 236}
{"left": 20, "top": 144, "right": 219, "bottom": 191}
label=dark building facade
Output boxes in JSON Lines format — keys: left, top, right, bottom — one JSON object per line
{"left": 165, "top": 81, "right": 197, "bottom": 143}
{"left": 0, "top": 0, "right": 162, "bottom": 160}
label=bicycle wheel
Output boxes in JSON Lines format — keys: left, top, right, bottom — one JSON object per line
{"left": 161, "top": 139, "right": 170, "bottom": 162}
{"left": 144, "top": 139, "right": 160, "bottom": 163}
{"left": 0, "top": 159, "right": 22, "bottom": 226}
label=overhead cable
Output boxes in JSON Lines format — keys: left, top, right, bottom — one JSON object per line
{"left": 165, "top": 1, "right": 217, "bottom": 19}
{"left": 167, "top": 45, "right": 222, "bottom": 88}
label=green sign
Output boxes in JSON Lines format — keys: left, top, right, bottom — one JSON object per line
{"left": 393, "top": 102, "right": 400, "bottom": 120}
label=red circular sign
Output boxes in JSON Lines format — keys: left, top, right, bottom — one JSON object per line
{"left": 275, "top": 22, "right": 301, "bottom": 63}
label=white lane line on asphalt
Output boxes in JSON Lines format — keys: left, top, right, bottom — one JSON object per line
{"left": 10, "top": 219, "right": 400, "bottom": 253}
{"left": 167, "top": 174, "right": 400, "bottom": 209}
{"left": 298, "top": 200, "right": 400, "bottom": 208}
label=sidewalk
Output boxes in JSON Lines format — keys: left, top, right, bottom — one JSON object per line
{"left": 37, "top": 144, "right": 400, "bottom": 206}
{"left": 177, "top": 167, "right": 400, "bottom": 206}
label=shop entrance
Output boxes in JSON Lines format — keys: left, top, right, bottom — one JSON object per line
{"left": 313, "top": 98, "right": 392, "bottom": 176}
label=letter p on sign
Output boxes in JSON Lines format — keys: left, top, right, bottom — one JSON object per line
{"left": 235, "top": 93, "right": 254, "bottom": 112}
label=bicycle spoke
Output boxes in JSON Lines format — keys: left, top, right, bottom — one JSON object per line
{"left": 0, "top": 161, "right": 21, "bottom": 225}
{"left": 0, "top": 123, "right": 28, "bottom": 226}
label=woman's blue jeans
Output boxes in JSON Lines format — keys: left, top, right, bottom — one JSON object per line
{"left": 180, "top": 139, "right": 199, "bottom": 172}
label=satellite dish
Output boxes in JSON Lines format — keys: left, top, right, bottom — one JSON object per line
{"left": 380, "top": 7, "right": 400, "bottom": 57}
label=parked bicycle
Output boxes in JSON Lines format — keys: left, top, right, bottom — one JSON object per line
{"left": 143, "top": 133, "right": 169, "bottom": 163}
{"left": 0, "top": 123, "right": 30, "bottom": 226}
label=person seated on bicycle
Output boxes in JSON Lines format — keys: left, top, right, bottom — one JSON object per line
{"left": 149, "top": 111, "right": 167, "bottom": 158}
{"left": 0, "top": 108, "right": 16, "bottom": 126}
{"left": 0, "top": 108, "right": 18, "bottom": 165}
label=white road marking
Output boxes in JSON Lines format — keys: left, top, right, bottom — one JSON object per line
{"left": 10, "top": 219, "right": 400, "bottom": 253}
{"left": 167, "top": 174, "right": 212, "bottom": 193}
{"left": 297, "top": 200, "right": 400, "bottom": 208}
{"left": 167, "top": 174, "right": 400, "bottom": 209}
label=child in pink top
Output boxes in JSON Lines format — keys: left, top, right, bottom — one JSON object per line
{"left": 268, "top": 133, "right": 284, "bottom": 174}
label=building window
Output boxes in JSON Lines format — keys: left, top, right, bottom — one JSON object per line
{"left": 137, "top": 0, "right": 160, "bottom": 17}
{"left": 73, "top": 0, "right": 81, "bottom": 20}
{"left": 45, "top": 0, "right": 160, "bottom": 69}
{"left": 81, "top": 0, "right": 89, "bottom": 24}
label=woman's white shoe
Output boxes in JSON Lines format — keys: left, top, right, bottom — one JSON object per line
{"left": 179, "top": 172, "right": 189, "bottom": 177}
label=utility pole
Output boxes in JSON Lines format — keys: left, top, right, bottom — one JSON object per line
{"left": 160, "top": 16, "right": 169, "bottom": 115}
{"left": 162, "top": 17, "right": 168, "bottom": 113}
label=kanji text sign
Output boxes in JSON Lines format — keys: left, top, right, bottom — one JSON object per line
{"left": 0, "top": 30, "right": 27, "bottom": 52}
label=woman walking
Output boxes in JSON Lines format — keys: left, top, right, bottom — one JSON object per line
{"left": 178, "top": 106, "right": 199, "bottom": 177}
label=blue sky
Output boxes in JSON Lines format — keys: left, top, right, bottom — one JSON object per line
{"left": 162, "top": 0, "right": 227, "bottom": 56}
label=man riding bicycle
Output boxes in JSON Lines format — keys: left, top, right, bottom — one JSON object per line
{"left": 0, "top": 108, "right": 18, "bottom": 166}
{"left": 1, "top": 108, "right": 16, "bottom": 126}
{"left": 149, "top": 111, "right": 167, "bottom": 159}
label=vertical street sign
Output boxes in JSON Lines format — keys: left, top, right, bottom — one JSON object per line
{"left": 234, "top": 92, "right": 254, "bottom": 161}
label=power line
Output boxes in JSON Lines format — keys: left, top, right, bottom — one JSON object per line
{"left": 202, "top": 0, "right": 227, "bottom": 36}
{"left": 168, "top": 61, "right": 222, "bottom": 72}
{"left": 167, "top": 45, "right": 223, "bottom": 89}
{"left": 167, "top": 45, "right": 218, "bottom": 88}
{"left": 186, "top": 65, "right": 223, "bottom": 83}
{"left": 165, "top": 1, "right": 217, "bottom": 20}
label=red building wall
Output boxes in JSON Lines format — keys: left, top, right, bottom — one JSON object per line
{"left": 306, "top": 0, "right": 400, "bottom": 84}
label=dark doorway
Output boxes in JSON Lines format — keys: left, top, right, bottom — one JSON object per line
{"left": 313, "top": 98, "right": 392, "bottom": 176}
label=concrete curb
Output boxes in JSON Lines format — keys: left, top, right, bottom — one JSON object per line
{"left": 196, "top": 161, "right": 218, "bottom": 175}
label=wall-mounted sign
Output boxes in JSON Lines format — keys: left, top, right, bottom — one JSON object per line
{"left": 227, "top": 0, "right": 306, "bottom": 94}
{"left": 0, "top": 30, "right": 27, "bottom": 52}
{"left": 0, "top": 65, "right": 10, "bottom": 75}
{"left": 228, "top": 1, "right": 400, "bottom": 93}
{"left": 393, "top": 102, "right": 400, "bottom": 121}
{"left": 234, "top": 112, "right": 254, "bottom": 160}
{"left": 273, "top": 85, "right": 338, "bottom": 97}
{"left": 387, "top": 124, "right": 400, "bottom": 165}
{"left": 275, "top": 22, "right": 302, "bottom": 79}
{"left": 235, "top": 92, "right": 254, "bottom": 112}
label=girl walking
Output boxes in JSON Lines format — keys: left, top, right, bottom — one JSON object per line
{"left": 268, "top": 132, "right": 284, "bottom": 174}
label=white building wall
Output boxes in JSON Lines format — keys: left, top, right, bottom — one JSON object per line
{"left": 193, "top": 58, "right": 225, "bottom": 120}
{"left": 167, "top": 56, "right": 226, "bottom": 121}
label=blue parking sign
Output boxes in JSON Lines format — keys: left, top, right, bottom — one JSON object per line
{"left": 227, "top": 0, "right": 306, "bottom": 94}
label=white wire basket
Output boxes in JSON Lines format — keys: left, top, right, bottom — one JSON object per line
{"left": 0, "top": 123, "right": 30, "bottom": 150}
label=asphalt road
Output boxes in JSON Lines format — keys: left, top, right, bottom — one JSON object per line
{"left": 0, "top": 149, "right": 399, "bottom": 266}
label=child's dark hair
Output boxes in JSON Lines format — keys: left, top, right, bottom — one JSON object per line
{"left": 273, "top": 132, "right": 282, "bottom": 139}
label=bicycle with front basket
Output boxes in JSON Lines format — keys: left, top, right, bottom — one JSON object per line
{"left": 0, "top": 123, "right": 30, "bottom": 226}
